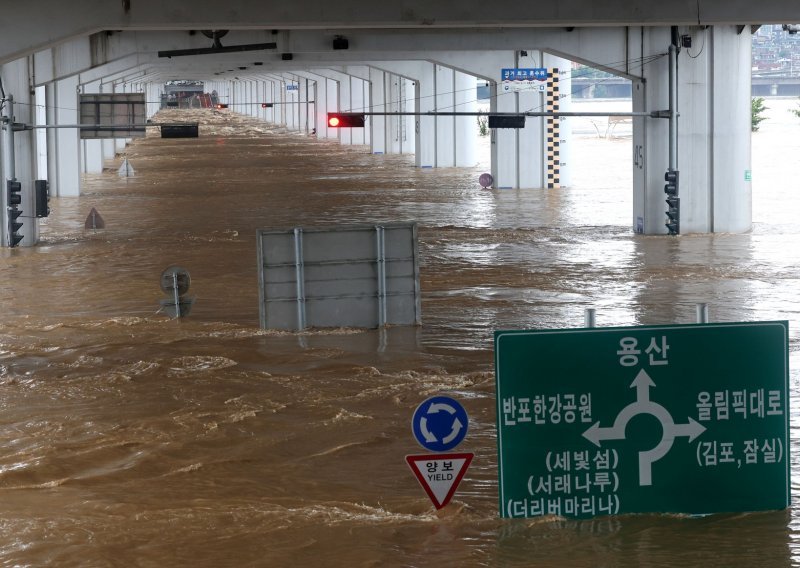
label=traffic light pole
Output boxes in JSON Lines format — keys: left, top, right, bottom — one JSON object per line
{"left": 669, "top": 42, "right": 678, "bottom": 172}
{"left": 1, "top": 95, "right": 16, "bottom": 248}
{"left": 664, "top": 38, "right": 681, "bottom": 235}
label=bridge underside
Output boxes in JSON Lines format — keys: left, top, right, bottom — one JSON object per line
{"left": 1, "top": 1, "right": 788, "bottom": 244}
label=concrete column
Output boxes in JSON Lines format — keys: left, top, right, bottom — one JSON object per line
{"left": 146, "top": 81, "right": 160, "bottom": 117}
{"left": 312, "top": 69, "right": 356, "bottom": 144}
{"left": 298, "top": 77, "right": 310, "bottom": 133}
{"left": 249, "top": 80, "right": 257, "bottom": 117}
{"left": 297, "top": 72, "right": 323, "bottom": 135}
{"left": 258, "top": 77, "right": 277, "bottom": 124}
{"left": 369, "top": 67, "right": 386, "bottom": 154}
{"left": 1, "top": 57, "right": 39, "bottom": 245}
{"left": 415, "top": 63, "right": 435, "bottom": 168}
{"left": 371, "top": 62, "right": 430, "bottom": 162}
{"left": 81, "top": 81, "right": 104, "bottom": 174}
{"left": 635, "top": 25, "right": 752, "bottom": 234}
{"left": 350, "top": 75, "right": 368, "bottom": 146}
{"left": 435, "top": 64, "right": 455, "bottom": 167}
{"left": 54, "top": 75, "right": 81, "bottom": 197}
{"left": 454, "top": 71, "right": 477, "bottom": 167}
{"left": 35, "top": 85, "right": 48, "bottom": 180}
{"left": 287, "top": 77, "right": 299, "bottom": 131}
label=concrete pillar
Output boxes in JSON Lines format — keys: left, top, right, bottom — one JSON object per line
{"left": 371, "top": 62, "right": 432, "bottom": 162}
{"left": 54, "top": 75, "right": 81, "bottom": 197}
{"left": 435, "top": 65, "right": 455, "bottom": 167}
{"left": 298, "top": 76, "right": 310, "bottom": 133}
{"left": 1, "top": 57, "right": 39, "bottom": 245}
{"left": 350, "top": 74, "right": 368, "bottom": 146}
{"left": 415, "top": 62, "right": 436, "bottom": 168}
{"left": 35, "top": 85, "right": 48, "bottom": 181}
{"left": 369, "top": 67, "right": 387, "bottom": 154}
{"left": 294, "top": 72, "right": 323, "bottom": 134}
{"left": 454, "top": 71, "right": 477, "bottom": 167}
{"left": 81, "top": 81, "right": 104, "bottom": 174}
{"left": 635, "top": 25, "right": 752, "bottom": 234}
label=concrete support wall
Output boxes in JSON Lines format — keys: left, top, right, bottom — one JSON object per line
{"left": 54, "top": 75, "right": 81, "bottom": 197}
{"left": 0, "top": 22, "right": 755, "bottom": 242}
{"left": 454, "top": 71, "right": 477, "bottom": 167}
{"left": 369, "top": 67, "right": 387, "bottom": 154}
{"left": 312, "top": 68, "right": 371, "bottom": 147}
{"left": 430, "top": 50, "right": 567, "bottom": 189}
{"left": 367, "top": 68, "right": 414, "bottom": 155}
{"left": 81, "top": 80, "right": 104, "bottom": 174}
{"left": 633, "top": 25, "right": 752, "bottom": 234}
{"left": 1, "top": 57, "right": 40, "bottom": 245}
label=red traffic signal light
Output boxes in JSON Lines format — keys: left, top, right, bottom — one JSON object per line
{"left": 327, "top": 113, "right": 365, "bottom": 128}
{"left": 261, "top": 103, "right": 273, "bottom": 109}
{"left": 215, "top": 103, "right": 228, "bottom": 109}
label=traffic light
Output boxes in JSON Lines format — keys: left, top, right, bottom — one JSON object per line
{"left": 665, "top": 195, "right": 680, "bottom": 235}
{"left": 35, "top": 179, "right": 50, "bottom": 218}
{"left": 8, "top": 208, "right": 23, "bottom": 247}
{"left": 6, "top": 179, "right": 21, "bottom": 206}
{"left": 327, "top": 112, "right": 365, "bottom": 128}
{"left": 261, "top": 103, "right": 273, "bottom": 108}
{"left": 664, "top": 169, "right": 679, "bottom": 235}
{"left": 6, "top": 179, "right": 23, "bottom": 247}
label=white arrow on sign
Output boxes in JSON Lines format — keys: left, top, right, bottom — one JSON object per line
{"left": 419, "top": 402, "right": 460, "bottom": 443}
{"left": 581, "top": 369, "right": 706, "bottom": 486}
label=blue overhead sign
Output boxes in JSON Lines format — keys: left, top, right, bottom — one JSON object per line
{"left": 412, "top": 396, "right": 469, "bottom": 452}
{"left": 501, "top": 68, "right": 548, "bottom": 82}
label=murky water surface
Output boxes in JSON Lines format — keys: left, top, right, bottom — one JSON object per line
{"left": 1, "top": 99, "right": 799, "bottom": 566}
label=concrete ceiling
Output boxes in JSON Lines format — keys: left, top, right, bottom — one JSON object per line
{"left": 4, "top": 0, "right": 800, "bottom": 66}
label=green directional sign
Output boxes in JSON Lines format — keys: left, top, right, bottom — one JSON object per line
{"left": 495, "top": 321, "right": 789, "bottom": 519}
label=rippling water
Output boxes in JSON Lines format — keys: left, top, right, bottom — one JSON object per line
{"left": 0, "top": 98, "right": 799, "bottom": 566}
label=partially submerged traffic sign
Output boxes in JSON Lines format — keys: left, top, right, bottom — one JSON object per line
{"left": 406, "top": 453, "right": 474, "bottom": 510}
{"left": 411, "top": 396, "right": 469, "bottom": 452}
{"left": 408, "top": 396, "right": 473, "bottom": 509}
{"left": 495, "top": 321, "right": 789, "bottom": 519}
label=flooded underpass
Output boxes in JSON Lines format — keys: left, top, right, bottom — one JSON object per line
{"left": 0, "top": 101, "right": 799, "bottom": 566}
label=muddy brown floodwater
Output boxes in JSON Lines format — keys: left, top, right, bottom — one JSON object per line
{"left": 0, "top": 99, "right": 799, "bottom": 566}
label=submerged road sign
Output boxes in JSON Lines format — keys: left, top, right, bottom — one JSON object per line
{"left": 412, "top": 396, "right": 469, "bottom": 452}
{"left": 406, "top": 453, "right": 474, "bottom": 509}
{"left": 495, "top": 321, "right": 789, "bottom": 519}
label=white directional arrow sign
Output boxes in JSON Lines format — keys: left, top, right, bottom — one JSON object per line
{"left": 411, "top": 396, "right": 469, "bottom": 452}
{"left": 582, "top": 369, "right": 707, "bottom": 486}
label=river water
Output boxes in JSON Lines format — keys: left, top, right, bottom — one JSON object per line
{"left": 0, "top": 97, "right": 798, "bottom": 566}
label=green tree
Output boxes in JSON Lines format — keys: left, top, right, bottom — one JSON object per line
{"left": 751, "top": 97, "right": 768, "bottom": 131}
{"left": 477, "top": 115, "right": 488, "bottom": 136}
{"left": 791, "top": 97, "right": 800, "bottom": 119}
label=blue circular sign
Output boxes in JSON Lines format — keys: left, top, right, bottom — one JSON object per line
{"left": 411, "top": 396, "right": 469, "bottom": 452}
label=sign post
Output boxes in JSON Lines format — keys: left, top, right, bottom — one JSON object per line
{"left": 495, "top": 321, "right": 790, "bottom": 519}
{"left": 407, "top": 396, "right": 473, "bottom": 509}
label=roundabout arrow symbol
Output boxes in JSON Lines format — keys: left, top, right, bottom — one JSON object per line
{"left": 412, "top": 395, "right": 469, "bottom": 451}
{"left": 581, "top": 368, "right": 707, "bottom": 486}
{"left": 419, "top": 417, "right": 438, "bottom": 443}
{"left": 428, "top": 402, "right": 457, "bottom": 415}
{"left": 442, "top": 417, "right": 464, "bottom": 445}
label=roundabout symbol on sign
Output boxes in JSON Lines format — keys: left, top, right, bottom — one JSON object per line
{"left": 412, "top": 396, "right": 469, "bottom": 452}
{"left": 582, "top": 368, "right": 706, "bottom": 486}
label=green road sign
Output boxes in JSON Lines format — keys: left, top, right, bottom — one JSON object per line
{"left": 495, "top": 321, "right": 789, "bottom": 519}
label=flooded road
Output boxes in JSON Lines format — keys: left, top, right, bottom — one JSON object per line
{"left": 0, "top": 98, "right": 799, "bottom": 566}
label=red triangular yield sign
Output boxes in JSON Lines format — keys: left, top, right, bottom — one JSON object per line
{"left": 405, "top": 453, "right": 474, "bottom": 510}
